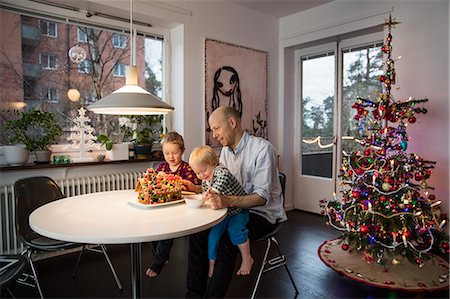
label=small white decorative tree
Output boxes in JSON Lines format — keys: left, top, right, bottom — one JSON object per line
{"left": 67, "top": 107, "right": 96, "bottom": 162}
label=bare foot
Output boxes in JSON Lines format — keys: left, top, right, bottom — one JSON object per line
{"left": 208, "top": 260, "right": 215, "bottom": 278}
{"left": 145, "top": 268, "right": 158, "bottom": 278}
{"left": 237, "top": 256, "right": 254, "bottom": 275}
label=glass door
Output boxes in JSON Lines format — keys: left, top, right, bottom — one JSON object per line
{"left": 294, "top": 43, "right": 337, "bottom": 213}
{"left": 293, "top": 33, "right": 383, "bottom": 213}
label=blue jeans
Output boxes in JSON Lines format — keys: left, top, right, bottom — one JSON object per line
{"left": 208, "top": 211, "right": 248, "bottom": 261}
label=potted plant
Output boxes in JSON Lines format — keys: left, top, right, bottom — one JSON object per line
{"left": 97, "top": 134, "right": 129, "bottom": 161}
{"left": 130, "top": 115, "right": 163, "bottom": 159}
{"left": 3, "top": 109, "right": 62, "bottom": 163}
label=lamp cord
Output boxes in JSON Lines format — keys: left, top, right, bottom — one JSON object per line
{"left": 130, "top": 0, "right": 135, "bottom": 66}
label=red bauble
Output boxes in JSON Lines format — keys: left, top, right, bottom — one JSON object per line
{"left": 442, "top": 243, "right": 449, "bottom": 250}
{"left": 352, "top": 191, "right": 361, "bottom": 199}
{"left": 355, "top": 168, "right": 363, "bottom": 175}
{"left": 428, "top": 194, "right": 436, "bottom": 200}
{"left": 415, "top": 173, "right": 423, "bottom": 181}
{"left": 360, "top": 225, "right": 369, "bottom": 234}
{"left": 341, "top": 244, "right": 349, "bottom": 251}
{"left": 408, "top": 116, "right": 417, "bottom": 123}
{"left": 380, "top": 195, "right": 387, "bottom": 202}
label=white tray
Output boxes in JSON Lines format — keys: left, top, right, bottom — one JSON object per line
{"left": 128, "top": 198, "right": 185, "bottom": 209}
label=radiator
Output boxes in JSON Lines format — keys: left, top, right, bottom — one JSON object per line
{"left": 0, "top": 171, "right": 142, "bottom": 255}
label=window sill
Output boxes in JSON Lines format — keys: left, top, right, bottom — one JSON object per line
{"left": 0, "top": 157, "right": 163, "bottom": 172}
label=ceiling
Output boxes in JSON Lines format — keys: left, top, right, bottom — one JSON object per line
{"left": 231, "top": 0, "right": 334, "bottom": 19}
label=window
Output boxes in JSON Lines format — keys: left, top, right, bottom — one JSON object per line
{"left": 78, "top": 59, "right": 92, "bottom": 74}
{"left": 40, "top": 53, "right": 57, "bottom": 69}
{"left": 78, "top": 28, "right": 87, "bottom": 43}
{"left": 113, "top": 63, "right": 126, "bottom": 77}
{"left": 0, "top": 9, "right": 166, "bottom": 146}
{"left": 40, "top": 20, "right": 57, "bottom": 37}
{"left": 44, "top": 87, "right": 58, "bottom": 103}
{"left": 112, "top": 33, "right": 127, "bottom": 48}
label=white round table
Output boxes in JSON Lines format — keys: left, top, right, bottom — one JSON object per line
{"left": 29, "top": 190, "right": 227, "bottom": 299}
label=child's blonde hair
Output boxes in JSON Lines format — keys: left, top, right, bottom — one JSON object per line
{"left": 189, "top": 145, "right": 219, "bottom": 167}
{"left": 161, "top": 131, "right": 185, "bottom": 152}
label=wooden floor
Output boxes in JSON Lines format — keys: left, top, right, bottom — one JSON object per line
{"left": 5, "top": 210, "right": 449, "bottom": 298}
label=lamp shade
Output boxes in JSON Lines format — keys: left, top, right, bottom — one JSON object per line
{"left": 87, "top": 66, "right": 174, "bottom": 115}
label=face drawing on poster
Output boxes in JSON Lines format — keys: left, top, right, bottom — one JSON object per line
{"left": 212, "top": 66, "right": 242, "bottom": 116}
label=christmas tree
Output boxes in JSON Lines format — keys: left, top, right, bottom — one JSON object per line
{"left": 321, "top": 15, "right": 449, "bottom": 267}
{"left": 66, "top": 107, "right": 97, "bottom": 162}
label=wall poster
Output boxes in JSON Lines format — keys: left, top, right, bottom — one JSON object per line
{"left": 204, "top": 38, "right": 268, "bottom": 147}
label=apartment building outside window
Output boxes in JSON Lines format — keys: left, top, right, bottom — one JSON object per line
{"left": 0, "top": 9, "right": 166, "bottom": 145}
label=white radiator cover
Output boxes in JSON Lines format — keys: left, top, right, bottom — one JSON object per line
{"left": 0, "top": 171, "right": 142, "bottom": 255}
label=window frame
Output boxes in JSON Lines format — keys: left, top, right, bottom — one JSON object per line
{"left": 77, "top": 27, "right": 87, "bottom": 43}
{"left": 113, "top": 63, "right": 126, "bottom": 77}
{"left": 39, "top": 53, "right": 57, "bottom": 70}
{"left": 112, "top": 33, "right": 127, "bottom": 49}
{"left": 44, "top": 87, "right": 59, "bottom": 103}
{"left": 78, "top": 59, "right": 92, "bottom": 75}
{"left": 40, "top": 20, "right": 57, "bottom": 38}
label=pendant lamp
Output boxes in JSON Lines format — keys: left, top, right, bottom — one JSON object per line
{"left": 87, "top": 0, "right": 174, "bottom": 115}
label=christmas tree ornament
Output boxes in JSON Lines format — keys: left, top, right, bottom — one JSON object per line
{"left": 68, "top": 44, "right": 87, "bottom": 64}
{"left": 66, "top": 107, "right": 96, "bottom": 162}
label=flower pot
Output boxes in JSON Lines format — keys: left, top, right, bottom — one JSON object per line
{"left": 34, "top": 150, "right": 52, "bottom": 163}
{"left": 134, "top": 143, "right": 152, "bottom": 159}
{"left": 105, "top": 143, "right": 129, "bottom": 161}
{"left": 4, "top": 145, "right": 29, "bottom": 166}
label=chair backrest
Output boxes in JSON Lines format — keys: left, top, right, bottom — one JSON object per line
{"left": 278, "top": 172, "right": 286, "bottom": 205}
{"left": 14, "top": 176, "right": 66, "bottom": 244}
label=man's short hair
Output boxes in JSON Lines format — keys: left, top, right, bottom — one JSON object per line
{"left": 220, "top": 106, "right": 241, "bottom": 121}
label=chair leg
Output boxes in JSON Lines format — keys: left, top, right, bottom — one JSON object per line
{"left": 72, "top": 245, "right": 86, "bottom": 278}
{"left": 26, "top": 251, "right": 44, "bottom": 299}
{"left": 271, "top": 237, "right": 299, "bottom": 295}
{"left": 250, "top": 238, "right": 272, "bottom": 299}
{"left": 100, "top": 245, "right": 123, "bottom": 291}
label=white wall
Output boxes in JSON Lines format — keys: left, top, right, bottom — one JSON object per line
{"left": 165, "top": 1, "right": 280, "bottom": 157}
{"left": 280, "top": 0, "right": 449, "bottom": 213}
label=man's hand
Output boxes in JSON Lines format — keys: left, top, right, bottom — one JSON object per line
{"left": 204, "top": 189, "right": 228, "bottom": 210}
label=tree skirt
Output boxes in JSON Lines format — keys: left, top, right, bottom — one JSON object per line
{"left": 318, "top": 238, "right": 449, "bottom": 292}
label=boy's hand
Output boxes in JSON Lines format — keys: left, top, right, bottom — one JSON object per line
{"left": 181, "top": 179, "right": 202, "bottom": 193}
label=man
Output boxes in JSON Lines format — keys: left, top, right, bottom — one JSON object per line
{"left": 186, "top": 106, "right": 287, "bottom": 298}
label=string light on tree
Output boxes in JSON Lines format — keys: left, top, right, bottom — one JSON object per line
{"left": 320, "top": 14, "right": 449, "bottom": 268}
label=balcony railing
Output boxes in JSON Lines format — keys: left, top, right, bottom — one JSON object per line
{"left": 23, "top": 63, "right": 42, "bottom": 79}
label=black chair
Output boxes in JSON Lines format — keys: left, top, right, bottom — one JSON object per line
{"left": 0, "top": 254, "right": 28, "bottom": 297}
{"left": 14, "top": 176, "right": 122, "bottom": 298}
{"left": 250, "top": 172, "right": 299, "bottom": 299}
